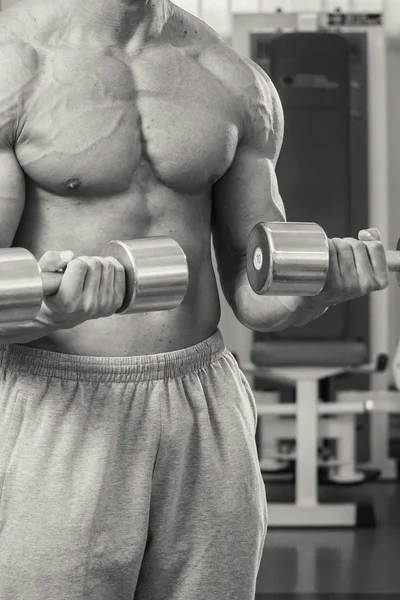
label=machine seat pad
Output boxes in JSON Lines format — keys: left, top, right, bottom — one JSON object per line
{"left": 251, "top": 341, "right": 368, "bottom": 368}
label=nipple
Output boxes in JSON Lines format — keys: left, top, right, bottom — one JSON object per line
{"left": 64, "top": 178, "right": 82, "bottom": 191}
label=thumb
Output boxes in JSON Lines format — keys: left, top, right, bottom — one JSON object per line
{"left": 358, "top": 228, "right": 381, "bottom": 242}
{"left": 38, "top": 250, "right": 75, "bottom": 272}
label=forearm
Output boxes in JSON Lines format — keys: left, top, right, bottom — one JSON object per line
{"left": 229, "top": 267, "right": 329, "bottom": 332}
{"left": 0, "top": 309, "right": 60, "bottom": 345}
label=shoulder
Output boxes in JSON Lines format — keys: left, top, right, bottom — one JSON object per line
{"left": 0, "top": 13, "right": 39, "bottom": 144}
{"left": 208, "top": 43, "right": 284, "bottom": 159}
{"left": 0, "top": 0, "right": 47, "bottom": 144}
{"left": 236, "top": 56, "right": 284, "bottom": 157}
{"left": 207, "top": 45, "right": 283, "bottom": 157}
{"left": 169, "top": 5, "right": 283, "bottom": 157}
{"left": 207, "top": 46, "right": 284, "bottom": 157}
{"left": 0, "top": 0, "right": 41, "bottom": 84}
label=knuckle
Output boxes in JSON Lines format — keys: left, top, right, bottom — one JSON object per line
{"left": 41, "top": 250, "right": 58, "bottom": 261}
{"left": 102, "top": 257, "right": 114, "bottom": 271}
{"left": 378, "top": 275, "right": 389, "bottom": 290}
{"left": 83, "top": 299, "right": 96, "bottom": 315}
{"left": 360, "top": 282, "right": 375, "bottom": 295}
{"left": 38, "top": 251, "right": 61, "bottom": 269}
{"left": 116, "top": 263, "right": 125, "bottom": 277}
{"left": 107, "top": 303, "right": 118, "bottom": 316}
{"left": 87, "top": 257, "right": 101, "bottom": 270}
{"left": 63, "top": 302, "right": 77, "bottom": 315}
{"left": 85, "top": 256, "right": 97, "bottom": 268}
{"left": 352, "top": 240, "right": 365, "bottom": 253}
{"left": 107, "top": 257, "right": 125, "bottom": 273}
{"left": 371, "top": 242, "right": 386, "bottom": 260}
{"left": 334, "top": 238, "right": 352, "bottom": 253}
{"left": 368, "top": 240, "right": 383, "bottom": 252}
{"left": 360, "top": 275, "right": 382, "bottom": 294}
{"left": 72, "top": 258, "right": 89, "bottom": 271}
{"left": 366, "top": 227, "right": 381, "bottom": 240}
{"left": 343, "top": 282, "right": 354, "bottom": 295}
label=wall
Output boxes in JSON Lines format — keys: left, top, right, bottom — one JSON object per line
{"left": 174, "top": 0, "right": 384, "bottom": 39}
{"left": 0, "top": 1, "right": 386, "bottom": 33}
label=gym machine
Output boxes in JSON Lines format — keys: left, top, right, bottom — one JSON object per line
{"left": 242, "top": 356, "right": 399, "bottom": 528}
{"left": 227, "top": 6, "right": 395, "bottom": 527}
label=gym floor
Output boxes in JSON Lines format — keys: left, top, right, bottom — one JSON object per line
{"left": 255, "top": 479, "right": 400, "bottom": 596}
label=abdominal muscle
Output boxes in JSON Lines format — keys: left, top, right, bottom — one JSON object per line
{"left": 15, "top": 185, "right": 221, "bottom": 357}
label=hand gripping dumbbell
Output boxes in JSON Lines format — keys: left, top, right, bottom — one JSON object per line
{"left": 0, "top": 237, "right": 189, "bottom": 324}
{"left": 247, "top": 221, "right": 400, "bottom": 296}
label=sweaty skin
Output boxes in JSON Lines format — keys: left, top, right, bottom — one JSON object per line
{"left": 0, "top": 0, "right": 389, "bottom": 356}
{"left": 0, "top": 0, "right": 290, "bottom": 355}
{"left": 0, "top": 0, "right": 244, "bottom": 355}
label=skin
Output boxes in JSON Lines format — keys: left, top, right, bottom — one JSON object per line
{"left": 0, "top": 0, "right": 390, "bottom": 356}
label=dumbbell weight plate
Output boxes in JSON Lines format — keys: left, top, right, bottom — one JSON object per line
{"left": 0, "top": 247, "right": 43, "bottom": 324}
{"left": 247, "top": 222, "right": 330, "bottom": 296}
{"left": 101, "top": 237, "right": 189, "bottom": 314}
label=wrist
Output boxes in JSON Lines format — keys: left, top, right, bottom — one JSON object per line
{"left": 234, "top": 281, "right": 330, "bottom": 330}
{"left": 0, "top": 314, "right": 59, "bottom": 345}
{"left": 35, "top": 303, "right": 67, "bottom": 330}
{"left": 288, "top": 297, "right": 330, "bottom": 327}
{"left": 37, "top": 302, "right": 86, "bottom": 331}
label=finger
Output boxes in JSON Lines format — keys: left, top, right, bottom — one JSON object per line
{"left": 57, "top": 258, "right": 89, "bottom": 300}
{"left": 322, "top": 239, "right": 342, "bottom": 294}
{"left": 343, "top": 237, "right": 379, "bottom": 293}
{"left": 96, "top": 258, "right": 115, "bottom": 309}
{"left": 358, "top": 228, "right": 381, "bottom": 242}
{"left": 105, "top": 256, "right": 126, "bottom": 310}
{"left": 39, "top": 250, "right": 75, "bottom": 272}
{"left": 346, "top": 238, "right": 387, "bottom": 275}
{"left": 79, "top": 257, "right": 103, "bottom": 303}
{"left": 331, "top": 238, "right": 356, "bottom": 281}
{"left": 363, "top": 240, "right": 389, "bottom": 289}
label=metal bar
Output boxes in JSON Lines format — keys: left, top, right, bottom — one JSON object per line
{"left": 295, "top": 379, "right": 318, "bottom": 508}
{"left": 256, "top": 400, "right": 400, "bottom": 416}
{"left": 386, "top": 250, "right": 400, "bottom": 271}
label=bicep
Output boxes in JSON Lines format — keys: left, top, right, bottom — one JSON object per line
{"left": 212, "top": 145, "right": 285, "bottom": 261}
{"left": 212, "top": 58, "right": 286, "bottom": 264}
{"left": 0, "top": 144, "right": 25, "bottom": 247}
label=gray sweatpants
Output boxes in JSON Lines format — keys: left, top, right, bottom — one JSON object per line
{"left": 0, "top": 330, "right": 267, "bottom": 600}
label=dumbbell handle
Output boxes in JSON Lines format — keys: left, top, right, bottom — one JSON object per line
{"left": 385, "top": 250, "right": 400, "bottom": 272}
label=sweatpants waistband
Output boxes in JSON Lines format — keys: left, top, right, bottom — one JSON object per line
{"left": 0, "top": 330, "right": 227, "bottom": 384}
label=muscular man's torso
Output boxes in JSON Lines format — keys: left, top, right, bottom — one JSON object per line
{"left": 1, "top": 0, "right": 248, "bottom": 355}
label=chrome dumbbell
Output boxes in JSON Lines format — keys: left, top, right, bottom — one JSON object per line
{"left": 0, "top": 237, "right": 189, "bottom": 324}
{"left": 247, "top": 221, "right": 400, "bottom": 296}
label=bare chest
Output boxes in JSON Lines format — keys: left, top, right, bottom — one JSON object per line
{"left": 16, "top": 46, "right": 240, "bottom": 197}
